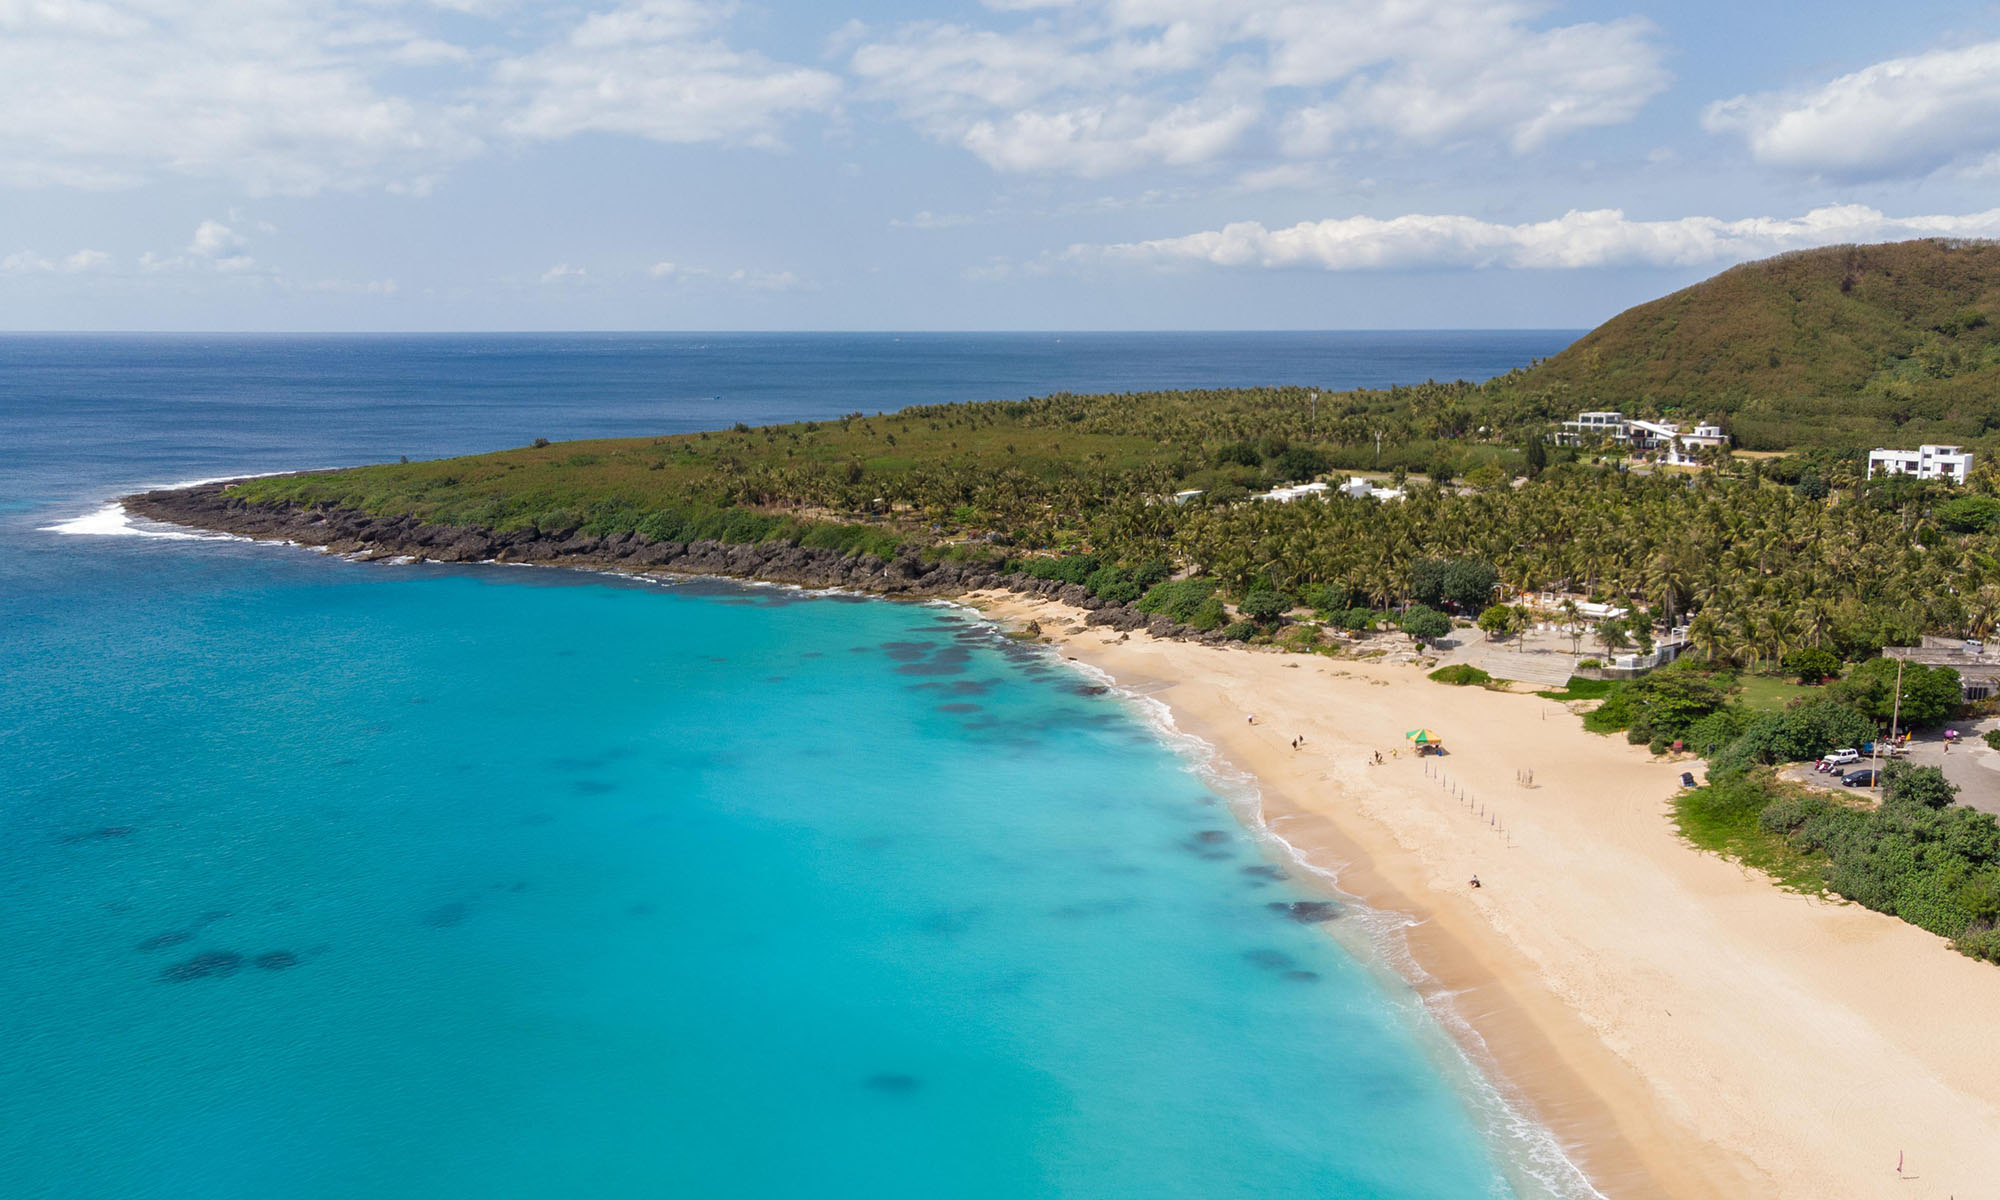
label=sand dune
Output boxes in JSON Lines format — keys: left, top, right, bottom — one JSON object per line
{"left": 974, "top": 592, "right": 2000, "bottom": 1200}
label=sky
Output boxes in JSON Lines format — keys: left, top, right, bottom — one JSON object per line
{"left": 3, "top": 0, "right": 2000, "bottom": 331}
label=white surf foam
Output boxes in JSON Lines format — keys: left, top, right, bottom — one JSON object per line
{"left": 1012, "top": 637, "right": 1607, "bottom": 1200}
{"left": 38, "top": 471, "right": 297, "bottom": 541}
{"left": 41, "top": 503, "right": 229, "bottom": 540}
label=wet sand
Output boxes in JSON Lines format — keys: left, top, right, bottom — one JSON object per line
{"left": 974, "top": 592, "right": 2000, "bottom": 1200}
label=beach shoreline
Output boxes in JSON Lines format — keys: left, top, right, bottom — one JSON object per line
{"left": 967, "top": 590, "right": 2000, "bottom": 1200}
{"left": 101, "top": 483, "right": 2000, "bottom": 1199}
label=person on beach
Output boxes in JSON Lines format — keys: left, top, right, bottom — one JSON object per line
{"left": 1469, "top": 875, "right": 1481, "bottom": 889}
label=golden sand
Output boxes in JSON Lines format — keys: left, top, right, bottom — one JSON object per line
{"left": 972, "top": 592, "right": 2000, "bottom": 1199}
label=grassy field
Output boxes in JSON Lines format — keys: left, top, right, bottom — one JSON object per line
{"left": 1673, "top": 772, "right": 1833, "bottom": 894}
{"left": 1735, "top": 674, "right": 1817, "bottom": 713}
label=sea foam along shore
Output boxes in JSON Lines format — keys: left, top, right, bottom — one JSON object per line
{"left": 100, "top": 483, "right": 2000, "bottom": 1197}
{"left": 967, "top": 590, "right": 2000, "bottom": 1200}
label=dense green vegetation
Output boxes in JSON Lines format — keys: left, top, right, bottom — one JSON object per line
{"left": 230, "top": 240, "right": 2000, "bottom": 669}
{"left": 1502, "top": 239, "right": 2000, "bottom": 450}
{"left": 219, "top": 238, "right": 2000, "bottom": 963}
{"left": 1678, "top": 763, "right": 2000, "bottom": 964}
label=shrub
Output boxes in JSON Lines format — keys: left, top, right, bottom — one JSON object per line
{"left": 1221, "top": 621, "right": 1258, "bottom": 641}
{"left": 1429, "top": 664, "right": 1493, "bottom": 686}
{"left": 1336, "top": 607, "right": 1377, "bottom": 631}
{"left": 1711, "top": 698, "right": 1876, "bottom": 774}
{"left": 1136, "top": 578, "right": 1218, "bottom": 624}
{"left": 1577, "top": 657, "right": 1602, "bottom": 668}
{"left": 1686, "top": 708, "right": 1753, "bottom": 757}
{"left": 1239, "top": 589, "right": 1294, "bottom": 625}
{"left": 1024, "top": 555, "right": 1100, "bottom": 586}
{"left": 1280, "top": 625, "right": 1320, "bottom": 652}
{"left": 1085, "top": 565, "right": 1143, "bottom": 607}
{"left": 1398, "top": 605, "right": 1452, "bottom": 644}
{"left": 1758, "top": 792, "right": 1829, "bottom": 835}
{"left": 1189, "top": 597, "right": 1229, "bottom": 631}
{"left": 1477, "top": 604, "right": 1517, "bottom": 637}
{"left": 1782, "top": 648, "right": 1843, "bottom": 684}
{"left": 1957, "top": 924, "right": 2000, "bottom": 964}
{"left": 531, "top": 437, "right": 551, "bottom": 448}
{"left": 1300, "top": 582, "right": 1352, "bottom": 615}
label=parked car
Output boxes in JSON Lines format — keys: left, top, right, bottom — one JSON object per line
{"left": 1842, "top": 769, "right": 1881, "bottom": 788}
{"left": 1821, "top": 749, "right": 1861, "bottom": 768}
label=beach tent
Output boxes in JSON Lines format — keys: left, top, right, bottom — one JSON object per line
{"left": 1404, "top": 729, "right": 1443, "bottom": 744}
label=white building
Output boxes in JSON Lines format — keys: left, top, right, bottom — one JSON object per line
{"left": 1339, "top": 476, "right": 1406, "bottom": 502}
{"left": 1255, "top": 481, "right": 1331, "bottom": 503}
{"left": 1867, "top": 445, "right": 1974, "bottom": 483}
{"left": 1556, "top": 411, "right": 1627, "bottom": 446}
{"left": 1555, "top": 411, "right": 1729, "bottom": 464}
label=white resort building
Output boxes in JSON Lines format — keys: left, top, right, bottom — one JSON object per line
{"left": 1866, "top": 445, "right": 1974, "bottom": 484}
{"left": 1554, "top": 412, "right": 1729, "bottom": 464}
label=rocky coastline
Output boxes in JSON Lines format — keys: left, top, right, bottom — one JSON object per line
{"left": 124, "top": 480, "right": 1227, "bottom": 642}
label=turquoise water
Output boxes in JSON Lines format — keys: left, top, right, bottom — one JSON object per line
{"left": 0, "top": 333, "right": 1588, "bottom": 1198}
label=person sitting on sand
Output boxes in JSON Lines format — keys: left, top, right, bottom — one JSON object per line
{"left": 1469, "top": 875, "right": 1481, "bottom": 889}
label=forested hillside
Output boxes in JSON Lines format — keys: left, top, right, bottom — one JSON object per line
{"left": 1499, "top": 239, "right": 2000, "bottom": 449}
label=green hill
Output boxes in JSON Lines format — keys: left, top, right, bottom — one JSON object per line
{"left": 1504, "top": 239, "right": 2000, "bottom": 450}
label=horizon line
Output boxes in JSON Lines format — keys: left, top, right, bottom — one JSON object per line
{"left": 0, "top": 327, "right": 1588, "bottom": 337}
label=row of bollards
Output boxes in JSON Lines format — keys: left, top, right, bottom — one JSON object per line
{"left": 1423, "top": 761, "right": 1514, "bottom": 847}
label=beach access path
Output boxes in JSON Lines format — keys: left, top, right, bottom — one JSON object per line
{"left": 971, "top": 591, "right": 2000, "bottom": 1200}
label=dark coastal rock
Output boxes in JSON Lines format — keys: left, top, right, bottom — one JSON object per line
{"left": 936, "top": 703, "right": 981, "bottom": 713}
{"left": 1269, "top": 900, "right": 1342, "bottom": 924}
{"left": 161, "top": 950, "right": 243, "bottom": 982}
{"left": 1241, "top": 864, "right": 1288, "bottom": 880}
{"left": 115, "top": 482, "right": 1270, "bottom": 654}
{"left": 137, "top": 930, "right": 192, "bottom": 952}
{"left": 254, "top": 951, "right": 299, "bottom": 970}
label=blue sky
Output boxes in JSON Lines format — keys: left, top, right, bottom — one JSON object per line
{"left": 3, "top": 0, "right": 1999, "bottom": 331}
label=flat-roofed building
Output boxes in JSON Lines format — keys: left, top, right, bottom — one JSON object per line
{"left": 1867, "top": 445, "right": 1974, "bottom": 483}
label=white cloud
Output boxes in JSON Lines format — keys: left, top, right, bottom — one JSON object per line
{"left": 1705, "top": 40, "right": 2000, "bottom": 181}
{"left": 649, "top": 260, "right": 805, "bottom": 291}
{"left": 540, "top": 262, "right": 587, "bottom": 283}
{"left": 1, "top": 247, "right": 112, "bottom": 273}
{"left": 188, "top": 219, "right": 244, "bottom": 257}
{"left": 851, "top": 0, "right": 1668, "bottom": 176}
{"left": 0, "top": 0, "right": 835, "bottom": 195}
{"left": 494, "top": 1, "right": 841, "bottom": 148}
{"left": 0, "top": 1, "right": 483, "bottom": 194}
{"left": 1064, "top": 204, "right": 2000, "bottom": 271}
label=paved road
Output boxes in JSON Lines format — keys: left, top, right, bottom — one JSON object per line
{"left": 1903, "top": 723, "right": 2000, "bottom": 817}
{"left": 1783, "top": 725, "right": 2000, "bottom": 817}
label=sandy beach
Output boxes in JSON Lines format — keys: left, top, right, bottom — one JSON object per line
{"left": 972, "top": 591, "right": 2000, "bottom": 1200}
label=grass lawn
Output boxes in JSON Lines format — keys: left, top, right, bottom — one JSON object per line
{"left": 1534, "top": 676, "right": 1618, "bottom": 703}
{"left": 1673, "top": 774, "right": 1832, "bottom": 894}
{"left": 1735, "top": 674, "right": 1815, "bottom": 713}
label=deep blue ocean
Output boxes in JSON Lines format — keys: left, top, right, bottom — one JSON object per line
{"left": 0, "top": 332, "right": 1589, "bottom": 1199}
